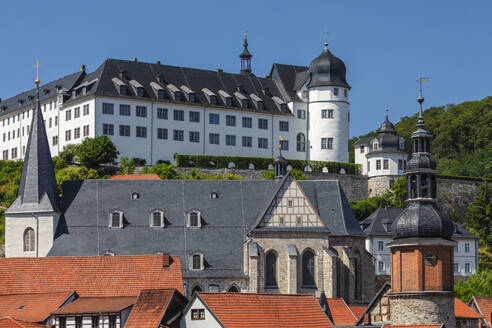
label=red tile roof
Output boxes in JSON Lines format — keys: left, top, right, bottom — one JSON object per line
{"left": 52, "top": 296, "right": 136, "bottom": 314}
{"left": 0, "top": 292, "right": 73, "bottom": 322}
{"left": 326, "top": 298, "right": 357, "bottom": 326}
{"left": 0, "top": 255, "right": 183, "bottom": 297}
{"left": 198, "top": 293, "right": 333, "bottom": 327}
{"left": 348, "top": 304, "right": 368, "bottom": 322}
{"left": 125, "top": 289, "right": 183, "bottom": 328}
{"left": 0, "top": 318, "right": 46, "bottom": 328}
{"left": 455, "top": 298, "right": 482, "bottom": 319}
{"left": 109, "top": 174, "right": 161, "bottom": 180}
{"left": 472, "top": 297, "right": 492, "bottom": 326}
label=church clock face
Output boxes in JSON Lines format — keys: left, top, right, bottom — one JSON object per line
{"left": 424, "top": 252, "right": 438, "bottom": 266}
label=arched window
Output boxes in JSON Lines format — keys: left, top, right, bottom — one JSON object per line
{"left": 302, "top": 250, "right": 316, "bottom": 287}
{"left": 151, "top": 211, "right": 164, "bottom": 227}
{"left": 265, "top": 251, "right": 278, "bottom": 288}
{"left": 410, "top": 175, "right": 417, "bottom": 199}
{"left": 189, "top": 211, "right": 200, "bottom": 227}
{"left": 191, "top": 285, "right": 202, "bottom": 295}
{"left": 23, "top": 228, "right": 35, "bottom": 252}
{"left": 110, "top": 211, "right": 123, "bottom": 228}
{"left": 228, "top": 285, "right": 239, "bottom": 292}
{"left": 353, "top": 250, "right": 362, "bottom": 300}
{"left": 296, "top": 133, "right": 305, "bottom": 152}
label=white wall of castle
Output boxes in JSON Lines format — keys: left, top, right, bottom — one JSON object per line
{"left": 355, "top": 141, "right": 407, "bottom": 177}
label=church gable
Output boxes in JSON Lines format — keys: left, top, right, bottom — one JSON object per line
{"left": 257, "top": 175, "right": 324, "bottom": 228}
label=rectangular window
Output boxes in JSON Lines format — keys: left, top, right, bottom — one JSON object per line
{"left": 242, "top": 117, "right": 252, "bottom": 128}
{"left": 120, "top": 104, "right": 131, "bottom": 116}
{"left": 49, "top": 118, "right": 52, "bottom": 128}
{"left": 157, "top": 128, "right": 168, "bottom": 140}
{"left": 157, "top": 108, "right": 168, "bottom": 119}
{"left": 360, "top": 146, "right": 365, "bottom": 154}
{"left": 226, "top": 135, "right": 236, "bottom": 146}
{"left": 59, "top": 317, "right": 66, "bottom": 328}
{"left": 192, "top": 254, "right": 202, "bottom": 270}
{"left": 102, "top": 124, "right": 113, "bottom": 136}
{"left": 74, "top": 107, "right": 80, "bottom": 118}
{"left": 83, "top": 104, "right": 89, "bottom": 115}
{"left": 102, "top": 103, "right": 114, "bottom": 114}
{"left": 258, "top": 137, "right": 268, "bottom": 149}
{"left": 136, "top": 106, "right": 147, "bottom": 117}
{"left": 321, "top": 109, "right": 334, "bottom": 119}
{"left": 189, "top": 131, "right": 200, "bottom": 143}
{"left": 465, "top": 262, "right": 471, "bottom": 273}
{"left": 258, "top": 118, "right": 268, "bottom": 129}
{"left": 83, "top": 125, "right": 89, "bottom": 137}
{"left": 321, "top": 137, "right": 333, "bottom": 149}
{"left": 378, "top": 261, "right": 385, "bottom": 272}
{"left": 209, "top": 113, "right": 220, "bottom": 125}
{"left": 465, "top": 243, "right": 470, "bottom": 253}
{"left": 209, "top": 133, "right": 220, "bottom": 145}
{"left": 454, "top": 244, "right": 459, "bottom": 253}
{"left": 226, "top": 115, "right": 236, "bottom": 127}
{"left": 65, "top": 110, "right": 72, "bottom": 121}
{"left": 454, "top": 263, "right": 459, "bottom": 272}
{"left": 242, "top": 136, "right": 252, "bottom": 148}
{"left": 2, "top": 150, "right": 8, "bottom": 160}
{"left": 109, "top": 316, "right": 116, "bottom": 328}
{"left": 376, "top": 160, "right": 381, "bottom": 170}
{"left": 334, "top": 87, "right": 339, "bottom": 96}
{"left": 74, "top": 127, "right": 80, "bottom": 139}
{"left": 52, "top": 136, "right": 58, "bottom": 146}
{"left": 65, "top": 130, "right": 72, "bottom": 141}
{"left": 383, "top": 159, "right": 389, "bottom": 169}
{"left": 280, "top": 139, "right": 289, "bottom": 151}
{"left": 11, "top": 148, "right": 17, "bottom": 159}
{"left": 91, "top": 317, "right": 99, "bottom": 328}
{"left": 136, "top": 126, "right": 147, "bottom": 138}
{"left": 174, "top": 109, "right": 184, "bottom": 121}
{"left": 191, "top": 309, "right": 205, "bottom": 320}
{"left": 173, "top": 129, "right": 184, "bottom": 141}
{"left": 189, "top": 111, "right": 200, "bottom": 122}
{"left": 55, "top": 116, "right": 58, "bottom": 126}
{"left": 297, "top": 109, "right": 306, "bottom": 119}
{"left": 279, "top": 121, "right": 289, "bottom": 132}
{"left": 75, "top": 317, "right": 82, "bottom": 328}
{"left": 119, "top": 125, "right": 131, "bottom": 137}
{"left": 398, "top": 159, "right": 403, "bottom": 170}
{"left": 378, "top": 241, "right": 384, "bottom": 250}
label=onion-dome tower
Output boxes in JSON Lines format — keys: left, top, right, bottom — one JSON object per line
{"left": 306, "top": 42, "right": 350, "bottom": 163}
{"left": 388, "top": 79, "right": 456, "bottom": 328}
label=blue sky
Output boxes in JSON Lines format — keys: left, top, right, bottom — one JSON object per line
{"left": 0, "top": 0, "right": 491, "bottom": 137}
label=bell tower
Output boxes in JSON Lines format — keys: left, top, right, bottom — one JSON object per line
{"left": 388, "top": 78, "right": 456, "bottom": 328}
{"left": 239, "top": 31, "right": 252, "bottom": 74}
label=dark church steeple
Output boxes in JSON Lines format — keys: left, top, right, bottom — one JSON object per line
{"left": 239, "top": 31, "right": 252, "bottom": 74}
{"left": 6, "top": 62, "right": 60, "bottom": 214}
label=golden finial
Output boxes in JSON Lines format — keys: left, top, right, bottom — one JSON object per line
{"left": 33, "top": 59, "right": 42, "bottom": 85}
{"left": 278, "top": 136, "right": 284, "bottom": 150}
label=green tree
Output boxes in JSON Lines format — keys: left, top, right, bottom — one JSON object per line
{"left": 55, "top": 166, "right": 100, "bottom": 195}
{"left": 59, "top": 144, "right": 78, "bottom": 164}
{"left": 262, "top": 169, "right": 307, "bottom": 180}
{"left": 151, "top": 163, "right": 179, "bottom": 180}
{"left": 117, "top": 157, "right": 136, "bottom": 175}
{"left": 466, "top": 182, "right": 492, "bottom": 251}
{"left": 349, "top": 191, "right": 394, "bottom": 220}
{"left": 74, "top": 136, "right": 119, "bottom": 169}
{"left": 391, "top": 177, "right": 407, "bottom": 208}
{"left": 455, "top": 269, "right": 492, "bottom": 302}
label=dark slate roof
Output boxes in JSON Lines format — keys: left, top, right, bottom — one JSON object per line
{"left": 49, "top": 177, "right": 365, "bottom": 277}
{"left": 269, "top": 63, "right": 308, "bottom": 102}
{"left": 352, "top": 136, "right": 372, "bottom": 146}
{"left": 0, "top": 71, "right": 83, "bottom": 117}
{"left": 307, "top": 43, "right": 350, "bottom": 89}
{"left": 6, "top": 85, "right": 60, "bottom": 214}
{"left": 362, "top": 207, "right": 478, "bottom": 239}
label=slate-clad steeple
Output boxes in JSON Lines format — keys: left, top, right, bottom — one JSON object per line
{"left": 6, "top": 79, "right": 60, "bottom": 214}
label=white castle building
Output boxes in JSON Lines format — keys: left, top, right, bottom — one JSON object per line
{"left": 0, "top": 36, "right": 351, "bottom": 165}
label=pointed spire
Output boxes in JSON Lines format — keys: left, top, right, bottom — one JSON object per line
{"left": 416, "top": 77, "right": 429, "bottom": 129}
{"left": 239, "top": 31, "right": 252, "bottom": 74}
{"left": 6, "top": 64, "right": 60, "bottom": 214}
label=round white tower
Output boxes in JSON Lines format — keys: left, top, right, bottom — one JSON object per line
{"left": 306, "top": 43, "right": 350, "bottom": 163}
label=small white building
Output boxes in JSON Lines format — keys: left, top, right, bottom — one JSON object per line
{"left": 354, "top": 113, "right": 407, "bottom": 184}
{"left": 361, "top": 207, "right": 479, "bottom": 277}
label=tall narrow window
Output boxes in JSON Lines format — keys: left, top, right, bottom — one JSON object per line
{"left": 189, "top": 211, "right": 200, "bottom": 227}
{"left": 192, "top": 254, "right": 202, "bottom": 270}
{"left": 110, "top": 211, "right": 122, "bottom": 228}
{"left": 91, "top": 317, "right": 99, "bottom": 328}
{"left": 302, "top": 250, "right": 316, "bottom": 287}
{"left": 265, "top": 251, "right": 278, "bottom": 288}
{"left": 151, "top": 211, "right": 164, "bottom": 227}
{"left": 296, "top": 133, "right": 305, "bottom": 152}
{"left": 109, "top": 316, "right": 116, "bottom": 328}
{"left": 23, "top": 228, "right": 35, "bottom": 252}
{"left": 75, "top": 317, "right": 82, "bottom": 328}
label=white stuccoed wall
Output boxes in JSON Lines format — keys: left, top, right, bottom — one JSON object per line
{"left": 180, "top": 297, "right": 222, "bottom": 328}
{"left": 366, "top": 152, "right": 407, "bottom": 177}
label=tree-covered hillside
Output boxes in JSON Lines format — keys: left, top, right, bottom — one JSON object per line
{"left": 350, "top": 96, "right": 492, "bottom": 178}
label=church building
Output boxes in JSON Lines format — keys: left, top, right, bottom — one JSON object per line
{"left": 4, "top": 73, "right": 375, "bottom": 303}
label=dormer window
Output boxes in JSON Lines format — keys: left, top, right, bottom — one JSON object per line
{"left": 175, "top": 92, "right": 182, "bottom": 101}
{"left": 257, "top": 101, "right": 264, "bottom": 110}
{"left": 280, "top": 103, "right": 287, "bottom": 112}
{"left": 150, "top": 211, "right": 165, "bottom": 228}
{"left": 120, "top": 85, "right": 128, "bottom": 95}
{"left": 188, "top": 211, "right": 201, "bottom": 227}
{"left": 241, "top": 99, "right": 248, "bottom": 108}
{"left": 157, "top": 90, "right": 166, "bottom": 99}
{"left": 109, "top": 211, "right": 123, "bottom": 228}
{"left": 137, "top": 87, "right": 144, "bottom": 97}
{"left": 225, "top": 97, "right": 232, "bottom": 106}
{"left": 131, "top": 192, "right": 140, "bottom": 200}
{"left": 250, "top": 94, "right": 264, "bottom": 110}
{"left": 191, "top": 253, "right": 204, "bottom": 270}
{"left": 373, "top": 142, "right": 379, "bottom": 150}
{"left": 211, "top": 192, "right": 218, "bottom": 199}
{"left": 210, "top": 95, "right": 217, "bottom": 105}
{"left": 189, "top": 93, "right": 196, "bottom": 103}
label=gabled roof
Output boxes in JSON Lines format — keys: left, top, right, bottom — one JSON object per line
{"left": 0, "top": 318, "right": 46, "bottom": 328}
{"left": 109, "top": 174, "right": 161, "bottom": 180}
{"left": 470, "top": 297, "right": 492, "bottom": 326}
{"left": 196, "top": 292, "right": 333, "bottom": 327}
{"left": 125, "top": 289, "right": 187, "bottom": 328}
{"left": 454, "top": 298, "right": 482, "bottom": 319}
{"left": 325, "top": 298, "right": 358, "bottom": 326}
{"left": 52, "top": 296, "right": 136, "bottom": 315}
{"left": 0, "top": 291, "right": 74, "bottom": 322}
{"left": 269, "top": 63, "right": 308, "bottom": 102}
{"left": 0, "top": 255, "right": 183, "bottom": 296}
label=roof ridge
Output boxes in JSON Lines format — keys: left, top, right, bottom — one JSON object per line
{"left": 199, "top": 291, "right": 316, "bottom": 297}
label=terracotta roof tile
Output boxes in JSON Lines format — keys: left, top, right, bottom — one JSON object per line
{"left": 125, "top": 289, "right": 181, "bottom": 328}
{"left": 473, "top": 297, "right": 492, "bottom": 326}
{"left": 0, "top": 318, "right": 46, "bottom": 328}
{"left": 348, "top": 304, "right": 368, "bottom": 323}
{"left": 109, "top": 174, "right": 161, "bottom": 180}
{"left": 0, "top": 255, "right": 183, "bottom": 297}
{"left": 455, "top": 298, "right": 482, "bottom": 319}
{"left": 0, "top": 292, "right": 73, "bottom": 322}
{"left": 198, "top": 293, "right": 333, "bottom": 327}
{"left": 326, "top": 298, "right": 357, "bottom": 326}
{"left": 52, "top": 296, "right": 136, "bottom": 314}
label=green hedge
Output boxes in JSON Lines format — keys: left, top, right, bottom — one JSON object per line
{"left": 176, "top": 154, "right": 361, "bottom": 175}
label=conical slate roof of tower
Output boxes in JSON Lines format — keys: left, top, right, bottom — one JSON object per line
{"left": 6, "top": 84, "right": 60, "bottom": 214}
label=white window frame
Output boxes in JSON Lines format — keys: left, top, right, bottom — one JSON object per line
{"left": 464, "top": 243, "right": 470, "bottom": 253}
{"left": 378, "top": 241, "right": 384, "bottom": 250}
{"left": 109, "top": 211, "right": 123, "bottom": 228}
{"left": 150, "top": 210, "right": 165, "bottom": 228}
{"left": 190, "top": 253, "right": 204, "bottom": 271}
{"left": 188, "top": 211, "right": 201, "bottom": 228}
{"left": 465, "top": 262, "right": 471, "bottom": 273}
{"left": 378, "top": 261, "right": 385, "bottom": 272}
{"left": 454, "top": 263, "right": 459, "bottom": 273}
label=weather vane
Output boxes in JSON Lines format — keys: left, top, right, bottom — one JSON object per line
{"left": 33, "top": 59, "right": 42, "bottom": 85}
{"left": 323, "top": 31, "right": 329, "bottom": 45}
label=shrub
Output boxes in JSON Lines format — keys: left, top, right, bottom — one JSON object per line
{"left": 55, "top": 167, "right": 100, "bottom": 195}
{"left": 59, "top": 144, "right": 78, "bottom": 164}
{"left": 151, "top": 163, "right": 179, "bottom": 180}
{"left": 75, "top": 136, "right": 119, "bottom": 169}
{"left": 117, "top": 157, "right": 136, "bottom": 175}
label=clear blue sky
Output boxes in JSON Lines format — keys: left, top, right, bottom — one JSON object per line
{"left": 1, "top": 0, "right": 491, "bottom": 137}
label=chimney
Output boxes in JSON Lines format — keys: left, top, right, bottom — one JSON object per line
{"left": 133, "top": 57, "right": 138, "bottom": 62}
{"left": 162, "top": 253, "right": 170, "bottom": 268}
{"left": 80, "top": 64, "right": 86, "bottom": 72}
{"left": 217, "top": 68, "right": 223, "bottom": 73}
{"left": 156, "top": 60, "right": 161, "bottom": 65}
